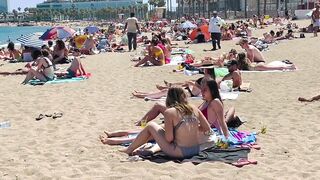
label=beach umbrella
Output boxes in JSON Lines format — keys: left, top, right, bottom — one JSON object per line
{"left": 84, "top": 26, "right": 100, "bottom": 34}
{"left": 189, "top": 24, "right": 210, "bottom": 41}
{"left": 306, "top": 9, "right": 315, "bottom": 17}
{"left": 40, "top": 26, "right": 76, "bottom": 40}
{"left": 180, "top": 21, "right": 197, "bottom": 29}
{"left": 17, "top": 33, "right": 44, "bottom": 48}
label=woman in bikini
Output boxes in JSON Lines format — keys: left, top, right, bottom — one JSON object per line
{"left": 52, "top": 40, "right": 69, "bottom": 64}
{"left": 134, "top": 37, "right": 165, "bottom": 67}
{"left": 119, "top": 87, "right": 212, "bottom": 158}
{"left": 100, "top": 79, "right": 236, "bottom": 146}
{"left": 6, "top": 42, "right": 22, "bottom": 61}
{"left": 237, "top": 52, "right": 296, "bottom": 71}
{"left": 21, "top": 49, "right": 55, "bottom": 84}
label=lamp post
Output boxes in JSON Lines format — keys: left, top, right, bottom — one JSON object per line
{"left": 91, "top": 3, "right": 94, "bottom": 20}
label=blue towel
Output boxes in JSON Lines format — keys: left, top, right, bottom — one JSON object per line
{"left": 28, "top": 77, "right": 87, "bottom": 85}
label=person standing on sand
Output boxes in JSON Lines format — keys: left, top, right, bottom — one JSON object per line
{"left": 123, "top": 12, "right": 141, "bottom": 51}
{"left": 311, "top": 4, "right": 320, "bottom": 37}
{"left": 238, "top": 38, "right": 266, "bottom": 63}
{"left": 209, "top": 11, "right": 222, "bottom": 51}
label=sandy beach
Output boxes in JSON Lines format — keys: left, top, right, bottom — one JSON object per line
{"left": 0, "top": 19, "right": 319, "bottom": 179}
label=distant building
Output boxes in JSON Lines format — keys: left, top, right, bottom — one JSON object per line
{"left": 36, "top": 0, "right": 141, "bottom": 10}
{"left": 0, "top": 0, "right": 8, "bottom": 13}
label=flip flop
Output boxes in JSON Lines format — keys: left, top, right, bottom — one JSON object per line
{"left": 52, "top": 112, "right": 63, "bottom": 119}
{"left": 35, "top": 114, "right": 45, "bottom": 121}
{"left": 232, "top": 158, "right": 257, "bottom": 167}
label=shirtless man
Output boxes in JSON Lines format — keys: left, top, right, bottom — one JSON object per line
{"left": 239, "top": 38, "right": 265, "bottom": 63}
{"left": 312, "top": 4, "right": 320, "bottom": 37}
{"left": 221, "top": 60, "right": 242, "bottom": 88}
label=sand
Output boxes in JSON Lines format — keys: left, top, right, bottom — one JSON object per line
{"left": 0, "top": 19, "right": 319, "bottom": 179}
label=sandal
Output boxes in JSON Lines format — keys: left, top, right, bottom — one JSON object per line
{"left": 35, "top": 114, "right": 45, "bottom": 121}
{"left": 52, "top": 112, "right": 63, "bottom": 119}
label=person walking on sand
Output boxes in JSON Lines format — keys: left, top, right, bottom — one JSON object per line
{"left": 208, "top": 11, "right": 223, "bottom": 51}
{"left": 312, "top": 4, "right": 320, "bottom": 37}
{"left": 123, "top": 12, "right": 141, "bottom": 51}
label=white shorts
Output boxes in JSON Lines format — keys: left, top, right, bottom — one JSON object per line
{"left": 313, "top": 19, "right": 320, "bottom": 27}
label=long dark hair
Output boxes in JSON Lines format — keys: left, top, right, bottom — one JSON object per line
{"left": 237, "top": 52, "right": 250, "bottom": 70}
{"left": 206, "top": 80, "right": 222, "bottom": 103}
{"left": 205, "top": 68, "right": 216, "bottom": 80}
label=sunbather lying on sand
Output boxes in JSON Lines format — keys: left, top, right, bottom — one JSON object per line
{"left": 298, "top": 95, "right": 320, "bottom": 102}
{"left": 101, "top": 81, "right": 237, "bottom": 153}
{"left": 237, "top": 52, "right": 296, "bottom": 71}
{"left": 132, "top": 67, "right": 215, "bottom": 99}
{"left": 191, "top": 49, "right": 237, "bottom": 67}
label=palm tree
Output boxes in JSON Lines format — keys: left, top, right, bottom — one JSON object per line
{"left": 263, "top": 0, "right": 267, "bottom": 15}
{"left": 192, "top": 0, "right": 195, "bottom": 17}
{"left": 245, "top": 0, "right": 247, "bottom": 18}
{"left": 257, "top": 0, "right": 261, "bottom": 16}
{"left": 12, "top": 9, "right": 18, "bottom": 22}
{"left": 197, "top": 0, "right": 201, "bottom": 17}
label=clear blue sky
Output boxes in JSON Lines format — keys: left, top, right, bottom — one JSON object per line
{"left": 9, "top": 0, "right": 44, "bottom": 12}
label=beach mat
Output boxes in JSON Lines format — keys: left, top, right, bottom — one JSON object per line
{"left": 165, "top": 56, "right": 185, "bottom": 66}
{"left": 183, "top": 68, "right": 229, "bottom": 77}
{"left": 171, "top": 49, "right": 194, "bottom": 55}
{"left": 28, "top": 74, "right": 90, "bottom": 85}
{"left": 241, "top": 61, "right": 297, "bottom": 73}
{"left": 139, "top": 128, "right": 257, "bottom": 166}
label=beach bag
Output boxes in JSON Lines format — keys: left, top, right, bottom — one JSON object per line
{"left": 299, "top": 33, "right": 305, "bottom": 38}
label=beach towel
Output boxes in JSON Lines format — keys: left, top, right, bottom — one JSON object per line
{"left": 171, "top": 49, "right": 194, "bottom": 55}
{"left": 28, "top": 74, "right": 90, "bottom": 85}
{"left": 183, "top": 67, "right": 229, "bottom": 77}
{"left": 164, "top": 56, "right": 185, "bottom": 66}
{"left": 241, "top": 61, "right": 297, "bottom": 73}
{"left": 144, "top": 91, "right": 239, "bottom": 101}
{"left": 137, "top": 128, "right": 257, "bottom": 166}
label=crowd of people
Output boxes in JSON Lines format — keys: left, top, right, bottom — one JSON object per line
{"left": 0, "top": 9, "right": 317, "bottom": 161}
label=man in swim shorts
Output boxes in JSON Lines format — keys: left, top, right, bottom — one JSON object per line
{"left": 312, "top": 4, "right": 320, "bottom": 37}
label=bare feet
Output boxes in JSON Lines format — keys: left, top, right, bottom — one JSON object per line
{"left": 99, "top": 135, "right": 111, "bottom": 144}
{"left": 103, "top": 131, "right": 110, "bottom": 137}
{"left": 156, "top": 84, "right": 167, "bottom": 90}
{"left": 134, "top": 120, "right": 141, "bottom": 126}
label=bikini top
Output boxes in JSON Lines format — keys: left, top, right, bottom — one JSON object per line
{"left": 199, "top": 101, "right": 220, "bottom": 129}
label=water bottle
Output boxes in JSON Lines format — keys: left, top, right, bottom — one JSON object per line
{"left": 0, "top": 121, "right": 11, "bottom": 129}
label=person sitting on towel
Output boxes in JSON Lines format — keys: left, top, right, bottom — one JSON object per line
{"left": 219, "top": 60, "right": 242, "bottom": 88}
{"left": 238, "top": 38, "right": 265, "bottom": 63}
{"left": 52, "top": 39, "right": 69, "bottom": 64}
{"left": 5, "top": 42, "right": 21, "bottom": 61}
{"left": 21, "top": 49, "right": 54, "bottom": 84}
{"left": 55, "top": 49, "right": 86, "bottom": 78}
